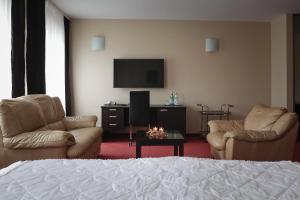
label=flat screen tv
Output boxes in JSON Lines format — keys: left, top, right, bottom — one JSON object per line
{"left": 113, "top": 59, "right": 164, "bottom": 88}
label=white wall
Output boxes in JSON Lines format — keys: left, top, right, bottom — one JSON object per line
{"left": 271, "top": 14, "right": 293, "bottom": 111}
{"left": 70, "top": 19, "right": 271, "bottom": 133}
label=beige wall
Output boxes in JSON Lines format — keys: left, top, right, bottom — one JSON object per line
{"left": 271, "top": 14, "right": 294, "bottom": 111}
{"left": 70, "top": 19, "right": 271, "bottom": 133}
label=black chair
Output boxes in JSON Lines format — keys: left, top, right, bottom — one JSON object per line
{"left": 129, "top": 91, "right": 150, "bottom": 146}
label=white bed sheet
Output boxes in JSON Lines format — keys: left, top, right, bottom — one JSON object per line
{"left": 0, "top": 157, "right": 300, "bottom": 200}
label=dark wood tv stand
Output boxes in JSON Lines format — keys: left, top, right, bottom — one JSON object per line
{"left": 101, "top": 104, "right": 186, "bottom": 134}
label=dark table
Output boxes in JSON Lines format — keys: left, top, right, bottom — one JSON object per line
{"left": 135, "top": 131, "right": 185, "bottom": 158}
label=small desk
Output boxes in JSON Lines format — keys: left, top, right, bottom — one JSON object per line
{"left": 101, "top": 104, "right": 186, "bottom": 134}
{"left": 135, "top": 131, "right": 184, "bottom": 158}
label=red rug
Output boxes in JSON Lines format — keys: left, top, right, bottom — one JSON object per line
{"left": 99, "top": 136, "right": 300, "bottom": 162}
{"left": 99, "top": 137, "right": 211, "bottom": 159}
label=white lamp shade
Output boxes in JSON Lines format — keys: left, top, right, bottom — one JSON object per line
{"left": 205, "top": 38, "right": 219, "bottom": 53}
{"left": 91, "top": 36, "right": 105, "bottom": 51}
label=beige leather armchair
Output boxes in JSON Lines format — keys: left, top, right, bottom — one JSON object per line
{"left": 0, "top": 95, "right": 103, "bottom": 168}
{"left": 207, "top": 104, "right": 299, "bottom": 161}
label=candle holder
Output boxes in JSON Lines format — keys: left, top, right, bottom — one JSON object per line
{"left": 146, "top": 127, "right": 168, "bottom": 139}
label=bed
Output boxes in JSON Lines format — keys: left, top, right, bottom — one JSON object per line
{"left": 0, "top": 157, "right": 300, "bottom": 200}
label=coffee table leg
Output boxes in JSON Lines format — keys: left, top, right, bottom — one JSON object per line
{"left": 174, "top": 145, "right": 178, "bottom": 156}
{"left": 136, "top": 145, "right": 141, "bottom": 158}
{"left": 179, "top": 144, "right": 184, "bottom": 156}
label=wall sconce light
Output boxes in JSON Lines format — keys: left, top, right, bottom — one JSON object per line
{"left": 91, "top": 36, "right": 105, "bottom": 51}
{"left": 205, "top": 37, "right": 219, "bottom": 53}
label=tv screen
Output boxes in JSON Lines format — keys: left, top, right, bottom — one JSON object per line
{"left": 113, "top": 59, "right": 164, "bottom": 88}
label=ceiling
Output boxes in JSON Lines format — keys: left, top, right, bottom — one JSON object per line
{"left": 52, "top": 0, "right": 300, "bottom": 21}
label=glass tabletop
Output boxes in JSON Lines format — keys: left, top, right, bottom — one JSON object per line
{"left": 136, "top": 130, "right": 184, "bottom": 140}
{"left": 199, "top": 110, "right": 230, "bottom": 115}
{"left": 165, "top": 131, "right": 184, "bottom": 139}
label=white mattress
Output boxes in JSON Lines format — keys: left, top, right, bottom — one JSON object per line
{"left": 0, "top": 157, "right": 300, "bottom": 200}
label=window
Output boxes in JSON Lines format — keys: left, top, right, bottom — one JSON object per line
{"left": 0, "top": 0, "right": 12, "bottom": 99}
{"left": 45, "top": 0, "right": 65, "bottom": 108}
{"left": 0, "top": 0, "right": 67, "bottom": 104}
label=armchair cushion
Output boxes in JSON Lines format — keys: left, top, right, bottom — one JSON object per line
{"left": 0, "top": 99, "right": 45, "bottom": 137}
{"left": 272, "top": 113, "right": 298, "bottom": 135}
{"left": 208, "top": 120, "right": 244, "bottom": 132}
{"left": 52, "top": 97, "right": 66, "bottom": 120}
{"left": 67, "top": 127, "right": 102, "bottom": 158}
{"left": 3, "top": 130, "right": 75, "bottom": 149}
{"left": 46, "top": 121, "right": 66, "bottom": 131}
{"left": 20, "top": 95, "right": 65, "bottom": 124}
{"left": 244, "top": 104, "right": 287, "bottom": 131}
{"left": 224, "top": 130, "right": 278, "bottom": 142}
{"left": 63, "top": 116, "right": 97, "bottom": 130}
{"left": 37, "top": 121, "right": 66, "bottom": 131}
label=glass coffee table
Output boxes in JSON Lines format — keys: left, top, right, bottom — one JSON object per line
{"left": 135, "top": 130, "right": 185, "bottom": 158}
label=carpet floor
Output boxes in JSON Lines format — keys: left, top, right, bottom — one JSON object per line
{"left": 99, "top": 136, "right": 300, "bottom": 162}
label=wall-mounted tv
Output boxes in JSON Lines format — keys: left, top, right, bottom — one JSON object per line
{"left": 113, "top": 59, "right": 164, "bottom": 88}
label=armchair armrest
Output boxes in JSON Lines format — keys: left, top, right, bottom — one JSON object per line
{"left": 224, "top": 130, "right": 278, "bottom": 142}
{"left": 63, "top": 115, "right": 97, "bottom": 130}
{"left": 3, "top": 130, "right": 75, "bottom": 149}
{"left": 208, "top": 120, "right": 244, "bottom": 132}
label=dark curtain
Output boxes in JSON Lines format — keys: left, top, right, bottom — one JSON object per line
{"left": 294, "top": 15, "right": 300, "bottom": 117}
{"left": 26, "top": 0, "right": 46, "bottom": 94}
{"left": 293, "top": 15, "right": 300, "bottom": 138}
{"left": 11, "top": 0, "right": 25, "bottom": 98}
{"left": 64, "top": 17, "right": 72, "bottom": 116}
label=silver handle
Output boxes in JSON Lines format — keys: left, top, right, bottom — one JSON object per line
{"left": 109, "top": 109, "right": 117, "bottom": 111}
{"left": 160, "top": 109, "right": 168, "bottom": 112}
{"left": 109, "top": 115, "right": 117, "bottom": 118}
{"left": 109, "top": 123, "right": 117, "bottom": 126}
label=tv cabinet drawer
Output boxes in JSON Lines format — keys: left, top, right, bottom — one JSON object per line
{"left": 102, "top": 107, "right": 125, "bottom": 130}
{"left": 105, "top": 117, "right": 123, "bottom": 124}
{"left": 103, "top": 122, "right": 123, "bottom": 130}
{"left": 102, "top": 107, "right": 123, "bottom": 114}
